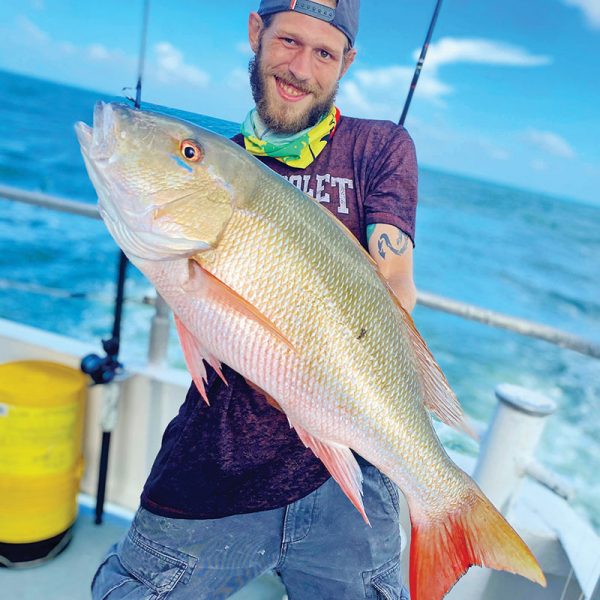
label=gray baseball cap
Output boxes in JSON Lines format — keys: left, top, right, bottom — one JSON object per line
{"left": 257, "top": 0, "right": 359, "bottom": 47}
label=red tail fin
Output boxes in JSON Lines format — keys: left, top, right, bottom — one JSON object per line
{"left": 409, "top": 485, "right": 546, "bottom": 600}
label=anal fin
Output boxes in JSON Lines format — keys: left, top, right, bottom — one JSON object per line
{"left": 292, "top": 423, "right": 369, "bottom": 526}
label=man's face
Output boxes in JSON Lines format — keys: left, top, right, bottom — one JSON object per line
{"left": 248, "top": 9, "right": 355, "bottom": 134}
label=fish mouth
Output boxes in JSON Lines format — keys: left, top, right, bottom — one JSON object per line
{"left": 75, "top": 102, "right": 121, "bottom": 224}
{"left": 75, "top": 101, "right": 118, "bottom": 161}
{"left": 74, "top": 120, "right": 93, "bottom": 153}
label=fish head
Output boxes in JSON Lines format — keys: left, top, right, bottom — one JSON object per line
{"left": 75, "top": 102, "right": 239, "bottom": 261}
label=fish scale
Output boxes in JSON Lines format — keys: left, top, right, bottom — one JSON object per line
{"left": 76, "top": 102, "right": 546, "bottom": 600}
{"left": 196, "top": 163, "right": 462, "bottom": 504}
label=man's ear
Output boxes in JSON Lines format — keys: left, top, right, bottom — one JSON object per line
{"left": 339, "top": 48, "right": 357, "bottom": 79}
{"left": 248, "top": 12, "right": 264, "bottom": 53}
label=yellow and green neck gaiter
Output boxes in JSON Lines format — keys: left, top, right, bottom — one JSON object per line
{"left": 241, "top": 105, "right": 340, "bottom": 169}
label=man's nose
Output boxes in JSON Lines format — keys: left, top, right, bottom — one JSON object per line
{"left": 288, "top": 47, "right": 313, "bottom": 82}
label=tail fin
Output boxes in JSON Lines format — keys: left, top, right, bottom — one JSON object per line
{"left": 409, "top": 485, "right": 546, "bottom": 600}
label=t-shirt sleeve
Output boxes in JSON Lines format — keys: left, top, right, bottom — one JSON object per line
{"left": 363, "top": 125, "right": 418, "bottom": 247}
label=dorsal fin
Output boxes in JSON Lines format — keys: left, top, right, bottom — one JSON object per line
{"left": 316, "top": 201, "right": 476, "bottom": 439}
{"left": 380, "top": 275, "right": 477, "bottom": 440}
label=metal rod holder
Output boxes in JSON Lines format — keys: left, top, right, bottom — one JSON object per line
{"left": 474, "top": 383, "right": 557, "bottom": 513}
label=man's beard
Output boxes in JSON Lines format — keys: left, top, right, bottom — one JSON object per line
{"left": 249, "top": 48, "right": 338, "bottom": 135}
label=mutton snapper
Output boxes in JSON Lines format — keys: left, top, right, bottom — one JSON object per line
{"left": 75, "top": 102, "right": 545, "bottom": 600}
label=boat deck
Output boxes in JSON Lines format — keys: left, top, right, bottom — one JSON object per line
{"left": 2, "top": 501, "right": 128, "bottom": 600}
{"left": 2, "top": 498, "right": 288, "bottom": 600}
{"left": 1, "top": 322, "right": 598, "bottom": 600}
{"left": 5, "top": 485, "right": 598, "bottom": 600}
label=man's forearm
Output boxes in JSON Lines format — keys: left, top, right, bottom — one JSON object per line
{"left": 387, "top": 277, "right": 417, "bottom": 314}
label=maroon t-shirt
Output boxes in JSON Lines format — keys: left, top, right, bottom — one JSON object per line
{"left": 141, "top": 115, "right": 418, "bottom": 518}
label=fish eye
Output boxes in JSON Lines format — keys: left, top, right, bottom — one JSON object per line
{"left": 180, "top": 139, "right": 203, "bottom": 162}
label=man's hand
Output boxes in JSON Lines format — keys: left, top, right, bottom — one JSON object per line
{"left": 368, "top": 223, "right": 417, "bottom": 313}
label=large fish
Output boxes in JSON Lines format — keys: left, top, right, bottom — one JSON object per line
{"left": 76, "top": 102, "right": 545, "bottom": 600}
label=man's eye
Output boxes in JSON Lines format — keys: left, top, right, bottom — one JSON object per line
{"left": 318, "top": 50, "right": 331, "bottom": 60}
{"left": 282, "top": 37, "right": 296, "bottom": 46}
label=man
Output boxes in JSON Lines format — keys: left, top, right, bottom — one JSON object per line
{"left": 92, "top": 1, "right": 417, "bottom": 598}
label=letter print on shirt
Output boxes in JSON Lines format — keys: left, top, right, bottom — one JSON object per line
{"left": 331, "top": 177, "right": 353, "bottom": 215}
{"left": 285, "top": 173, "right": 355, "bottom": 216}
{"left": 316, "top": 174, "right": 331, "bottom": 204}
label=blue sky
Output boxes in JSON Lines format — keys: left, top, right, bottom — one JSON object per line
{"left": 1, "top": 0, "right": 599, "bottom": 205}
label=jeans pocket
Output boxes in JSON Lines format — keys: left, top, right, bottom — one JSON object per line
{"left": 118, "top": 526, "right": 196, "bottom": 597}
{"left": 91, "top": 549, "right": 145, "bottom": 600}
{"left": 365, "top": 557, "right": 408, "bottom": 600}
{"left": 378, "top": 471, "right": 401, "bottom": 517}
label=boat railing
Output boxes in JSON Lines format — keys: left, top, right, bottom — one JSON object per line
{"left": 2, "top": 183, "right": 599, "bottom": 596}
{"left": 2, "top": 182, "right": 599, "bottom": 362}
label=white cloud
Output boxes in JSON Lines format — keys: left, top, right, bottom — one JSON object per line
{"left": 16, "top": 15, "right": 49, "bottom": 44}
{"left": 58, "top": 41, "right": 76, "bottom": 55}
{"left": 531, "top": 159, "right": 549, "bottom": 171}
{"left": 6, "top": 19, "right": 210, "bottom": 100}
{"left": 83, "top": 43, "right": 132, "bottom": 68}
{"left": 154, "top": 42, "right": 210, "bottom": 87}
{"left": 355, "top": 66, "right": 452, "bottom": 100}
{"left": 88, "top": 44, "right": 111, "bottom": 61}
{"left": 525, "top": 129, "right": 576, "bottom": 158}
{"left": 236, "top": 41, "right": 253, "bottom": 56}
{"left": 14, "top": 15, "right": 127, "bottom": 66}
{"left": 339, "top": 36, "right": 551, "bottom": 120}
{"left": 338, "top": 65, "right": 451, "bottom": 119}
{"left": 421, "top": 37, "right": 552, "bottom": 70}
{"left": 338, "top": 80, "right": 374, "bottom": 114}
{"left": 228, "top": 67, "right": 250, "bottom": 90}
{"left": 476, "top": 139, "right": 511, "bottom": 161}
{"left": 562, "top": 0, "right": 600, "bottom": 28}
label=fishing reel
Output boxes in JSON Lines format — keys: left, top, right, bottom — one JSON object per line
{"left": 81, "top": 338, "right": 123, "bottom": 385}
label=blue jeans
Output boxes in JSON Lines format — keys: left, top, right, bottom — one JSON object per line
{"left": 91, "top": 458, "right": 410, "bottom": 599}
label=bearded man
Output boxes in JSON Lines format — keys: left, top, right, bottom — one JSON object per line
{"left": 92, "top": 1, "right": 416, "bottom": 598}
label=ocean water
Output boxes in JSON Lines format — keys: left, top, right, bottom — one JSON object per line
{"left": 1, "top": 69, "right": 599, "bottom": 532}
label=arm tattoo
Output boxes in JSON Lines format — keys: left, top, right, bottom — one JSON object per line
{"left": 366, "top": 223, "right": 376, "bottom": 244}
{"left": 378, "top": 232, "right": 409, "bottom": 259}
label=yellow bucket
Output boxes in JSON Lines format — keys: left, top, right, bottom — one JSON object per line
{"left": 0, "top": 361, "right": 87, "bottom": 560}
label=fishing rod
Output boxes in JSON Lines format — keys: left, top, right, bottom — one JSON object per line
{"left": 85, "top": 0, "right": 440, "bottom": 524}
{"left": 399, "top": 0, "right": 444, "bottom": 126}
{"left": 83, "top": 0, "right": 151, "bottom": 525}
{"left": 135, "top": 0, "right": 151, "bottom": 109}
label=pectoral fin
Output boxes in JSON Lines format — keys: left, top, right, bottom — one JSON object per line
{"left": 185, "top": 260, "right": 295, "bottom": 353}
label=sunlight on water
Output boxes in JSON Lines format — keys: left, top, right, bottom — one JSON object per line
{"left": 0, "top": 69, "right": 598, "bottom": 533}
